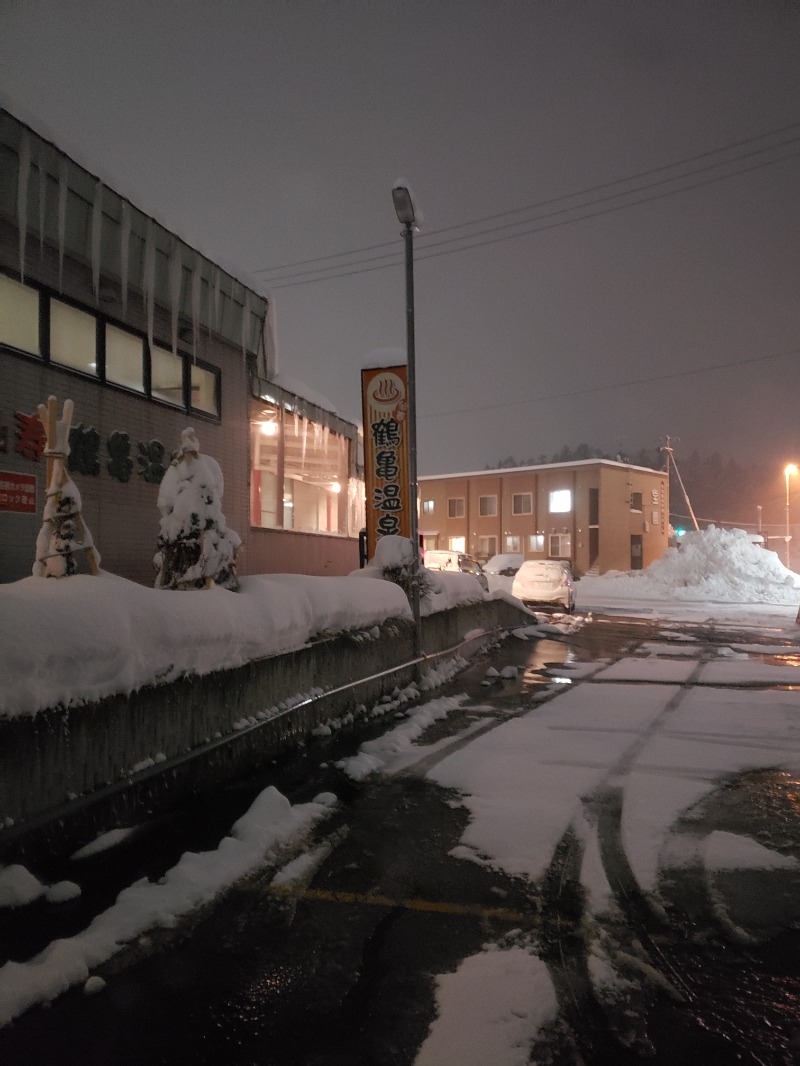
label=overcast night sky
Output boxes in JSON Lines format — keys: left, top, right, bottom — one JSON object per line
{"left": 2, "top": 0, "right": 800, "bottom": 487}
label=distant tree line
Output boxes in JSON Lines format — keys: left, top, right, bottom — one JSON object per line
{"left": 488, "top": 446, "right": 777, "bottom": 531}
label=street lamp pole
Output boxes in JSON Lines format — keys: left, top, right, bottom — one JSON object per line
{"left": 785, "top": 463, "right": 798, "bottom": 570}
{"left": 392, "top": 186, "right": 421, "bottom": 658}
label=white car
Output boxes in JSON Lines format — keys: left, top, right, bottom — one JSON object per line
{"left": 424, "top": 549, "right": 489, "bottom": 591}
{"left": 511, "top": 559, "right": 576, "bottom": 612}
{"left": 483, "top": 553, "right": 523, "bottom": 594}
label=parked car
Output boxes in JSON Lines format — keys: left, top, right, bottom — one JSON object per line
{"left": 424, "top": 549, "right": 489, "bottom": 591}
{"left": 482, "top": 553, "right": 524, "bottom": 594}
{"left": 483, "top": 553, "right": 524, "bottom": 577}
{"left": 511, "top": 559, "right": 576, "bottom": 612}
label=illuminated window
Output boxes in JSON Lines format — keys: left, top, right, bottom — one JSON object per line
{"left": 479, "top": 535, "right": 497, "bottom": 558}
{"left": 549, "top": 533, "right": 571, "bottom": 557}
{"left": 448, "top": 497, "right": 465, "bottom": 518}
{"left": 448, "top": 536, "right": 465, "bottom": 552}
{"left": 50, "top": 299, "right": 97, "bottom": 375}
{"left": 422, "top": 499, "right": 434, "bottom": 514}
{"left": 479, "top": 495, "right": 497, "bottom": 517}
{"left": 190, "top": 362, "right": 219, "bottom": 416}
{"left": 151, "top": 344, "right": 185, "bottom": 407}
{"left": 512, "top": 493, "right": 532, "bottom": 515}
{"left": 250, "top": 405, "right": 350, "bottom": 535}
{"left": 0, "top": 275, "right": 40, "bottom": 355}
{"left": 105, "top": 324, "right": 144, "bottom": 392}
{"left": 549, "top": 489, "right": 571, "bottom": 513}
{"left": 504, "top": 535, "right": 521, "bottom": 552}
{"left": 527, "top": 533, "right": 545, "bottom": 552}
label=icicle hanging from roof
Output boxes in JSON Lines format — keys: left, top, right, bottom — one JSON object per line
{"left": 16, "top": 129, "right": 31, "bottom": 282}
{"left": 142, "top": 218, "right": 156, "bottom": 352}
{"left": 301, "top": 417, "right": 308, "bottom": 468}
{"left": 90, "top": 181, "right": 104, "bottom": 304}
{"left": 36, "top": 142, "right": 47, "bottom": 255}
{"left": 169, "top": 236, "right": 182, "bottom": 355}
{"left": 241, "top": 286, "right": 252, "bottom": 363}
{"left": 212, "top": 266, "right": 222, "bottom": 335}
{"left": 120, "top": 200, "right": 131, "bottom": 321}
{"left": 57, "top": 155, "right": 68, "bottom": 292}
{"left": 191, "top": 250, "right": 202, "bottom": 359}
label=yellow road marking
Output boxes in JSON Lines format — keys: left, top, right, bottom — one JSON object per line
{"left": 271, "top": 884, "right": 529, "bottom": 924}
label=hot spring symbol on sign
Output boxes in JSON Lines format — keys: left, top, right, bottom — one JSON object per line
{"left": 361, "top": 366, "right": 411, "bottom": 560}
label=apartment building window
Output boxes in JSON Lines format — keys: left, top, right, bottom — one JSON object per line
{"left": 448, "top": 497, "right": 465, "bottom": 518}
{"left": 549, "top": 533, "right": 571, "bottom": 557}
{"left": 549, "top": 489, "right": 571, "bottom": 513}
{"left": 448, "top": 536, "right": 465, "bottom": 552}
{"left": 630, "top": 491, "right": 643, "bottom": 511}
{"left": 512, "top": 492, "right": 532, "bottom": 515}
{"left": 527, "top": 533, "right": 545, "bottom": 552}
{"left": 479, "top": 494, "right": 497, "bottom": 517}
{"left": 0, "top": 274, "right": 40, "bottom": 355}
{"left": 504, "top": 535, "right": 521, "bottom": 552}
{"left": 479, "top": 535, "right": 497, "bottom": 558}
{"left": 422, "top": 499, "right": 434, "bottom": 515}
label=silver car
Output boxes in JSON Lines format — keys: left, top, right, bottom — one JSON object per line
{"left": 511, "top": 559, "right": 576, "bottom": 612}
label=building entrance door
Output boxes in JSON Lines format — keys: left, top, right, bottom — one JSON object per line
{"left": 630, "top": 534, "right": 643, "bottom": 570}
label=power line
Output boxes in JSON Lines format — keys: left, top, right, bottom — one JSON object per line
{"left": 417, "top": 344, "right": 800, "bottom": 420}
{"left": 251, "top": 118, "right": 800, "bottom": 279}
{"left": 262, "top": 145, "right": 800, "bottom": 290}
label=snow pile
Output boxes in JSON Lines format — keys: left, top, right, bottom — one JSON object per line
{"left": 582, "top": 527, "right": 800, "bottom": 604}
{"left": 0, "top": 787, "right": 337, "bottom": 1027}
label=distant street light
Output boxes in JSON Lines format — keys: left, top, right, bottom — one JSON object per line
{"left": 392, "top": 185, "right": 421, "bottom": 658}
{"left": 785, "top": 463, "right": 798, "bottom": 569}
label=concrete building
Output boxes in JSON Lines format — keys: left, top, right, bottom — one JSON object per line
{"left": 0, "top": 109, "right": 364, "bottom": 585}
{"left": 418, "top": 459, "right": 669, "bottom": 575}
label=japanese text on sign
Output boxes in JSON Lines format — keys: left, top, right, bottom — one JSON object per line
{"left": 361, "top": 366, "right": 411, "bottom": 560}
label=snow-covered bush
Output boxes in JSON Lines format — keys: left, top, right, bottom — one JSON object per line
{"left": 154, "top": 428, "right": 241, "bottom": 591}
{"left": 369, "top": 534, "right": 433, "bottom": 604}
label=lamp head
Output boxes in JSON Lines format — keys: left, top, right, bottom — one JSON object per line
{"left": 392, "top": 186, "right": 416, "bottom": 226}
{"left": 785, "top": 463, "right": 799, "bottom": 477}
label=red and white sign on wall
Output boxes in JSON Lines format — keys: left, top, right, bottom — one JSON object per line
{"left": 361, "top": 366, "right": 411, "bottom": 561}
{"left": 0, "top": 471, "right": 37, "bottom": 514}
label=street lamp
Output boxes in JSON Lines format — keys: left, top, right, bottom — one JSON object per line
{"left": 392, "top": 185, "right": 421, "bottom": 658}
{"left": 785, "top": 463, "right": 798, "bottom": 570}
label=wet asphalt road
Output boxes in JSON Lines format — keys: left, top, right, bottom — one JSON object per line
{"left": 1, "top": 613, "right": 800, "bottom": 1065}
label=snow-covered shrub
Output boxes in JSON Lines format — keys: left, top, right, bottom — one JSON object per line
{"left": 369, "top": 534, "right": 433, "bottom": 604}
{"left": 154, "top": 428, "right": 241, "bottom": 591}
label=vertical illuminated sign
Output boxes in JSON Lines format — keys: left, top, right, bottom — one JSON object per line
{"left": 361, "top": 366, "right": 410, "bottom": 560}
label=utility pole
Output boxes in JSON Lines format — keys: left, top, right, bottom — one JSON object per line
{"left": 660, "top": 437, "right": 700, "bottom": 532}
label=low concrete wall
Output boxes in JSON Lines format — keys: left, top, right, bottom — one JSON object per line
{"left": 0, "top": 598, "right": 531, "bottom": 863}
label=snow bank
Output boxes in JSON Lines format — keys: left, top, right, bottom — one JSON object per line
{"left": 581, "top": 527, "right": 800, "bottom": 605}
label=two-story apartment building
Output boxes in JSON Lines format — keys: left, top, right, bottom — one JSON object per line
{"left": 418, "top": 459, "right": 669, "bottom": 575}
{"left": 1, "top": 109, "right": 365, "bottom": 585}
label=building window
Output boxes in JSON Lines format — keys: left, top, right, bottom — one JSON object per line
{"left": 422, "top": 499, "right": 434, "bottom": 515}
{"left": 479, "top": 494, "right": 497, "bottom": 517}
{"left": 630, "top": 491, "right": 643, "bottom": 511}
{"left": 50, "top": 299, "right": 97, "bottom": 376}
{"left": 549, "top": 533, "right": 571, "bottom": 557}
{"left": 448, "top": 497, "right": 465, "bottom": 518}
{"left": 448, "top": 536, "right": 465, "bottom": 552}
{"left": 190, "top": 361, "right": 220, "bottom": 416}
{"left": 105, "top": 324, "right": 144, "bottom": 392}
{"left": 150, "top": 344, "right": 185, "bottom": 407}
{"left": 479, "top": 535, "right": 497, "bottom": 558}
{"left": 527, "top": 533, "right": 545, "bottom": 552}
{"left": 549, "top": 489, "right": 571, "bottom": 513}
{"left": 250, "top": 407, "right": 351, "bottom": 535}
{"left": 0, "top": 274, "right": 40, "bottom": 355}
{"left": 504, "top": 534, "right": 521, "bottom": 553}
{"left": 512, "top": 493, "right": 532, "bottom": 516}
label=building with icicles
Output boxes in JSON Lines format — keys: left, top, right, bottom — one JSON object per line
{"left": 0, "top": 109, "right": 365, "bottom": 585}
